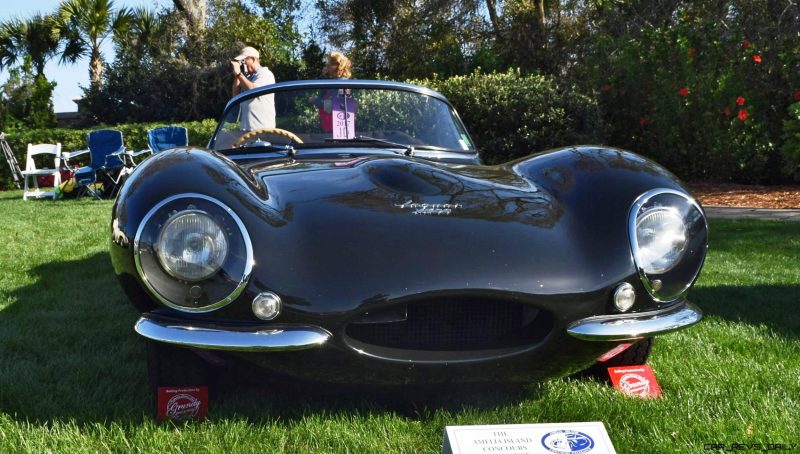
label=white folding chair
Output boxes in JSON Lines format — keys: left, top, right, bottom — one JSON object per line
{"left": 21, "top": 143, "right": 62, "bottom": 200}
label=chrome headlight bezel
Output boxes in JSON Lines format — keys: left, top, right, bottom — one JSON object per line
{"left": 629, "top": 188, "right": 708, "bottom": 303}
{"left": 134, "top": 193, "right": 253, "bottom": 313}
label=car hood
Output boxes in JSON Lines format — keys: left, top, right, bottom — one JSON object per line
{"left": 241, "top": 152, "right": 636, "bottom": 314}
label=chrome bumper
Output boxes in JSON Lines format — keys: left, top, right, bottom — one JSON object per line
{"left": 135, "top": 315, "right": 331, "bottom": 351}
{"left": 566, "top": 301, "right": 703, "bottom": 341}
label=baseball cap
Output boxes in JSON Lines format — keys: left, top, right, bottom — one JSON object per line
{"left": 234, "top": 46, "right": 259, "bottom": 61}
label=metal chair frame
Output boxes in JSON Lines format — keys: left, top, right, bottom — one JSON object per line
{"left": 1, "top": 132, "right": 24, "bottom": 189}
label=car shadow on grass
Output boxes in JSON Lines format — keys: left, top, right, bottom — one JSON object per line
{"left": 0, "top": 252, "right": 148, "bottom": 424}
{"left": 689, "top": 284, "right": 800, "bottom": 340}
{"left": 205, "top": 367, "right": 534, "bottom": 421}
{"left": 0, "top": 252, "right": 537, "bottom": 425}
{"left": 691, "top": 219, "right": 800, "bottom": 339}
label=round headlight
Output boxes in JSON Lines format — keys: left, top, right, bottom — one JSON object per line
{"left": 157, "top": 211, "right": 229, "bottom": 281}
{"left": 635, "top": 207, "right": 687, "bottom": 274}
{"left": 629, "top": 188, "right": 708, "bottom": 303}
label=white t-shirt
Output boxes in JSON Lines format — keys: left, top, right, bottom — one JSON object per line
{"left": 240, "top": 66, "right": 276, "bottom": 131}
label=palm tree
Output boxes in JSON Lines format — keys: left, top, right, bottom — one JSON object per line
{"left": 115, "top": 7, "right": 173, "bottom": 61}
{"left": 0, "top": 13, "right": 62, "bottom": 78}
{"left": 54, "top": 0, "right": 131, "bottom": 89}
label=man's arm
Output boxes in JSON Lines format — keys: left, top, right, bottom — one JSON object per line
{"left": 231, "top": 61, "right": 242, "bottom": 96}
{"left": 235, "top": 73, "right": 256, "bottom": 91}
{"left": 232, "top": 78, "right": 241, "bottom": 96}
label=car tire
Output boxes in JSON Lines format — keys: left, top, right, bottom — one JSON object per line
{"left": 602, "top": 338, "right": 653, "bottom": 368}
{"left": 146, "top": 340, "right": 210, "bottom": 391}
{"left": 581, "top": 338, "right": 654, "bottom": 379}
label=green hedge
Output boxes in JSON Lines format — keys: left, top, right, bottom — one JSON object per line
{"left": 416, "top": 69, "right": 606, "bottom": 164}
{"left": 1, "top": 120, "right": 217, "bottom": 190}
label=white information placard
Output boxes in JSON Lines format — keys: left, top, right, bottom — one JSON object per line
{"left": 442, "top": 422, "right": 616, "bottom": 454}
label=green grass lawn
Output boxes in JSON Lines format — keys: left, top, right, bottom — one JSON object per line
{"left": 0, "top": 190, "right": 798, "bottom": 453}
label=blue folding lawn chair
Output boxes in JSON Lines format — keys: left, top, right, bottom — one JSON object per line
{"left": 108, "top": 126, "right": 190, "bottom": 191}
{"left": 63, "top": 129, "right": 126, "bottom": 199}
{"left": 147, "top": 126, "right": 189, "bottom": 154}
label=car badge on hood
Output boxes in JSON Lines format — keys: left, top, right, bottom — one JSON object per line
{"left": 395, "top": 200, "right": 463, "bottom": 216}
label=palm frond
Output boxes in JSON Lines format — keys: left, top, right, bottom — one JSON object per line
{"left": 0, "top": 19, "right": 25, "bottom": 69}
{"left": 59, "top": 30, "right": 88, "bottom": 64}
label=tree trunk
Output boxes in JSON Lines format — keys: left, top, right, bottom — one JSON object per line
{"left": 486, "top": 0, "right": 505, "bottom": 41}
{"left": 537, "top": 0, "right": 545, "bottom": 29}
{"left": 90, "top": 46, "right": 104, "bottom": 89}
{"left": 536, "top": 0, "right": 546, "bottom": 51}
{"left": 35, "top": 61, "right": 46, "bottom": 79}
{"left": 173, "top": 0, "right": 206, "bottom": 37}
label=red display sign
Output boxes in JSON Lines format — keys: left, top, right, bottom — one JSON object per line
{"left": 607, "top": 365, "right": 663, "bottom": 399}
{"left": 597, "top": 343, "right": 632, "bottom": 362}
{"left": 157, "top": 386, "right": 208, "bottom": 422}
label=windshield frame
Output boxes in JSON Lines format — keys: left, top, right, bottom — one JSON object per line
{"left": 207, "top": 79, "right": 477, "bottom": 156}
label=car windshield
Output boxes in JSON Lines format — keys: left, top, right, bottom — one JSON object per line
{"left": 210, "top": 83, "right": 475, "bottom": 153}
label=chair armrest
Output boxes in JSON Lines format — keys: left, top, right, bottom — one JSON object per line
{"left": 62, "top": 149, "right": 90, "bottom": 160}
{"left": 105, "top": 146, "right": 128, "bottom": 166}
{"left": 112, "top": 148, "right": 150, "bottom": 157}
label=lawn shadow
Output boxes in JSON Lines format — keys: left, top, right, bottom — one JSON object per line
{"left": 689, "top": 284, "right": 800, "bottom": 339}
{"left": 205, "top": 367, "right": 534, "bottom": 421}
{"left": 691, "top": 219, "right": 800, "bottom": 339}
{"left": 0, "top": 252, "right": 147, "bottom": 424}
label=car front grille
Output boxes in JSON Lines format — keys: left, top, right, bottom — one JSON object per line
{"left": 345, "top": 297, "right": 553, "bottom": 351}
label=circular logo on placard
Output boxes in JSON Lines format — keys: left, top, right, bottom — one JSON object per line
{"left": 166, "top": 393, "right": 201, "bottom": 420}
{"left": 620, "top": 373, "right": 651, "bottom": 397}
{"left": 541, "top": 430, "right": 595, "bottom": 454}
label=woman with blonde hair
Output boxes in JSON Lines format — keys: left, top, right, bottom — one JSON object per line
{"left": 322, "top": 51, "right": 352, "bottom": 79}
{"left": 309, "top": 51, "right": 354, "bottom": 132}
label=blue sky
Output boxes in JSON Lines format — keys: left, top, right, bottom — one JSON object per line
{"left": 0, "top": 0, "right": 171, "bottom": 112}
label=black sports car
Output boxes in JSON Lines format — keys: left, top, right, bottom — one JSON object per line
{"left": 110, "top": 80, "right": 707, "bottom": 389}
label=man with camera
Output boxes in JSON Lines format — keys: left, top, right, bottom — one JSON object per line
{"left": 230, "top": 46, "right": 276, "bottom": 131}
